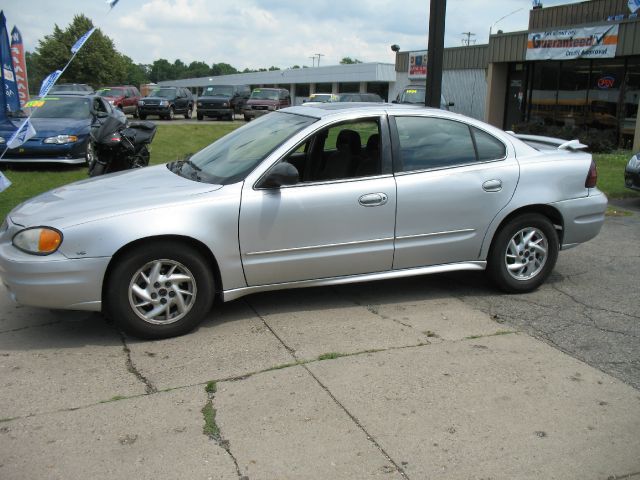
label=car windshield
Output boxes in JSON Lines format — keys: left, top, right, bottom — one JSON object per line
{"left": 49, "top": 84, "right": 91, "bottom": 93}
{"left": 309, "top": 94, "right": 333, "bottom": 103}
{"left": 250, "top": 89, "right": 279, "bottom": 100}
{"left": 169, "top": 112, "right": 316, "bottom": 185}
{"left": 150, "top": 88, "right": 177, "bottom": 98}
{"left": 97, "top": 88, "right": 124, "bottom": 97}
{"left": 28, "top": 97, "right": 92, "bottom": 119}
{"left": 400, "top": 88, "right": 425, "bottom": 104}
{"left": 202, "top": 86, "right": 234, "bottom": 97}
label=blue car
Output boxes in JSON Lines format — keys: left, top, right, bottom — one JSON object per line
{"left": 0, "top": 94, "right": 126, "bottom": 165}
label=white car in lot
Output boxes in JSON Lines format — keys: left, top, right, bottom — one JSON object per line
{"left": 0, "top": 104, "right": 607, "bottom": 339}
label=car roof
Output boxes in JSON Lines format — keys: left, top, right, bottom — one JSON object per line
{"left": 285, "top": 102, "right": 430, "bottom": 118}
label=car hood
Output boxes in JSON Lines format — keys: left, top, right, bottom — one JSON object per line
{"left": 142, "top": 96, "right": 175, "bottom": 102}
{"left": 9, "top": 164, "right": 222, "bottom": 229}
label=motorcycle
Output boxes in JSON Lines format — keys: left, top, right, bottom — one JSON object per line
{"left": 88, "top": 116, "right": 157, "bottom": 177}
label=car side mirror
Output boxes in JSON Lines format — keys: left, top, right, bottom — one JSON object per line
{"left": 259, "top": 163, "right": 299, "bottom": 188}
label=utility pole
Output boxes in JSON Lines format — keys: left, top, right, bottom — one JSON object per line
{"left": 315, "top": 53, "right": 325, "bottom": 67}
{"left": 309, "top": 56, "right": 316, "bottom": 67}
{"left": 461, "top": 31, "right": 476, "bottom": 46}
{"left": 425, "top": 0, "right": 447, "bottom": 108}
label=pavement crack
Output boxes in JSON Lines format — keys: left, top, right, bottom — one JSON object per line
{"left": 117, "top": 330, "right": 157, "bottom": 394}
{"left": 551, "top": 284, "right": 640, "bottom": 323}
{"left": 0, "top": 320, "right": 63, "bottom": 334}
{"left": 245, "top": 299, "right": 410, "bottom": 479}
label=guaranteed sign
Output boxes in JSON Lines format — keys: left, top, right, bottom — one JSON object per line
{"left": 526, "top": 24, "right": 619, "bottom": 60}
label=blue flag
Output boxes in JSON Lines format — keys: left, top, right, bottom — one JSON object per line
{"left": 71, "top": 27, "right": 96, "bottom": 54}
{"left": 39, "top": 70, "right": 62, "bottom": 97}
{"left": 107, "top": 0, "right": 120, "bottom": 9}
{"left": 7, "top": 117, "right": 36, "bottom": 149}
{"left": 630, "top": 0, "right": 640, "bottom": 13}
{"left": 0, "top": 10, "right": 20, "bottom": 116}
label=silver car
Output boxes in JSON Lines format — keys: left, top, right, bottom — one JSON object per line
{"left": 0, "top": 104, "right": 607, "bottom": 338}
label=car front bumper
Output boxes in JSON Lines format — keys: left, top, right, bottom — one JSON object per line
{"left": 624, "top": 168, "right": 640, "bottom": 191}
{"left": 0, "top": 139, "right": 88, "bottom": 164}
{"left": 199, "top": 107, "right": 233, "bottom": 117}
{"left": 0, "top": 222, "right": 109, "bottom": 311}
{"left": 139, "top": 106, "right": 171, "bottom": 116}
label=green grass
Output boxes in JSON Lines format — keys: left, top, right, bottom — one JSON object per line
{"left": 593, "top": 150, "right": 640, "bottom": 199}
{"left": 0, "top": 123, "right": 242, "bottom": 222}
{"left": 0, "top": 127, "right": 637, "bottom": 222}
{"left": 201, "top": 400, "right": 220, "bottom": 439}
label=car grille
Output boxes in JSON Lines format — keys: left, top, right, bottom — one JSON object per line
{"left": 201, "top": 102, "right": 226, "bottom": 108}
{"left": 142, "top": 100, "right": 161, "bottom": 106}
{"left": 252, "top": 105, "right": 269, "bottom": 110}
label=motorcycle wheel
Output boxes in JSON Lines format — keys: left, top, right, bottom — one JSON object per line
{"left": 85, "top": 141, "right": 96, "bottom": 166}
{"left": 88, "top": 162, "right": 106, "bottom": 177}
{"left": 134, "top": 146, "right": 150, "bottom": 167}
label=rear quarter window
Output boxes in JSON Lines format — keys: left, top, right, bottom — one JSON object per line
{"left": 472, "top": 127, "right": 506, "bottom": 160}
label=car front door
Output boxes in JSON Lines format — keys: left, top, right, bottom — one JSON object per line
{"left": 391, "top": 114, "right": 519, "bottom": 270}
{"left": 239, "top": 116, "right": 396, "bottom": 286}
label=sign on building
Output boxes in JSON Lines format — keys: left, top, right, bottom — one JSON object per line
{"left": 526, "top": 24, "right": 619, "bottom": 60}
{"left": 408, "top": 50, "right": 427, "bottom": 80}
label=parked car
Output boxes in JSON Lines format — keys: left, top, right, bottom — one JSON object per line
{"left": 335, "top": 92, "right": 384, "bottom": 102}
{"left": 48, "top": 83, "right": 94, "bottom": 95}
{"left": 138, "top": 86, "right": 193, "bottom": 120}
{"left": 96, "top": 86, "right": 141, "bottom": 117}
{"left": 625, "top": 152, "right": 640, "bottom": 191}
{"left": 0, "top": 94, "right": 126, "bottom": 165}
{"left": 303, "top": 93, "right": 337, "bottom": 104}
{"left": 395, "top": 85, "right": 453, "bottom": 110}
{"left": 197, "top": 84, "right": 251, "bottom": 121}
{"left": 0, "top": 104, "right": 607, "bottom": 339}
{"left": 243, "top": 88, "right": 290, "bottom": 121}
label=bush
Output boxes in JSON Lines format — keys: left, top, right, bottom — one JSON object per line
{"left": 512, "top": 122, "right": 617, "bottom": 153}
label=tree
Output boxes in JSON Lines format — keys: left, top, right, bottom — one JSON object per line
{"left": 30, "top": 15, "right": 128, "bottom": 89}
{"left": 122, "top": 55, "right": 149, "bottom": 86}
{"left": 187, "top": 61, "right": 211, "bottom": 78}
{"left": 340, "top": 57, "right": 363, "bottom": 64}
{"left": 210, "top": 62, "right": 238, "bottom": 76}
{"left": 150, "top": 59, "right": 173, "bottom": 83}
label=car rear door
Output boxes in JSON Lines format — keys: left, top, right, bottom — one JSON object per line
{"left": 391, "top": 114, "right": 519, "bottom": 269}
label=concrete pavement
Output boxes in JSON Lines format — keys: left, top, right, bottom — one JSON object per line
{"left": 1, "top": 218, "right": 640, "bottom": 479}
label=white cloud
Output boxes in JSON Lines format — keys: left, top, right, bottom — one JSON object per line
{"left": 3, "top": 0, "right": 587, "bottom": 70}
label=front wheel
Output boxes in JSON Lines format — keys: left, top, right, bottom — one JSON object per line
{"left": 487, "top": 213, "right": 559, "bottom": 293}
{"left": 105, "top": 243, "right": 215, "bottom": 339}
{"left": 139, "top": 113, "right": 147, "bottom": 120}
{"left": 133, "top": 106, "right": 139, "bottom": 119}
{"left": 85, "top": 140, "right": 96, "bottom": 166}
{"left": 167, "top": 107, "right": 175, "bottom": 120}
{"left": 197, "top": 112, "right": 203, "bottom": 121}
{"left": 184, "top": 106, "right": 193, "bottom": 119}
{"left": 88, "top": 161, "right": 106, "bottom": 177}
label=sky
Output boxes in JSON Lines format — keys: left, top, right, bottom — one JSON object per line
{"left": 2, "top": 0, "right": 585, "bottom": 70}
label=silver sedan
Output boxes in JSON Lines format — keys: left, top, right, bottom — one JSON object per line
{"left": 0, "top": 104, "right": 607, "bottom": 338}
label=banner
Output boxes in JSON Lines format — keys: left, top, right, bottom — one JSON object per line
{"left": 526, "top": 24, "right": 619, "bottom": 61}
{"left": 408, "top": 50, "right": 427, "bottom": 80}
{"left": 0, "top": 11, "right": 20, "bottom": 115}
{"left": 10, "top": 26, "right": 29, "bottom": 108}
{"left": 71, "top": 27, "right": 95, "bottom": 54}
{"left": 7, "top": 117, "right": 35, "bottom": 149}
{"left": 39, "top": 69, "right": 62, "bottom": 97}
{"left": 629, "top": 0, "right": 640, "bottom": 14}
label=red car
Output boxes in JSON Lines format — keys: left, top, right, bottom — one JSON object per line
{"left": 96, "top": 86, "right": 141, "bottom": 117}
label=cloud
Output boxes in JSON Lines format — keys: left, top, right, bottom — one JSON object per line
{"left": 3, "top": 0, "right": 586, "bottom": 70}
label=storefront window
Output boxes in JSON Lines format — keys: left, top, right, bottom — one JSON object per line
{"left": 622, "top": 58, "right": 640, "bottom": 147}
{"left": 587, "top": 60, "right": 624, "bottom": 134}
{"left": 557, "top": 60, "right": 590, "bottom": 128}
{"left": 529, "top": 61, "right": 559, "bottom": 125}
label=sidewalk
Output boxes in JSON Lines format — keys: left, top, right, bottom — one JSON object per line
{"left": 1, "top": 282, "right": 639, "bottom": 479}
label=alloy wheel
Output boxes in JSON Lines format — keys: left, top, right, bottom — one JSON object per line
{"left": 504, "top": 227, "right": 548, "bottom": 281}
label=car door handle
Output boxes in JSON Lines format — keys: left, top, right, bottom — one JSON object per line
{"left": 359, "top": 193, "right": 388, "bottom": 207}
{"left": 482, "top": 179, "right": 502, "bottom": 192}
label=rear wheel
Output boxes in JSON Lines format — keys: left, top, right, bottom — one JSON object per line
{"left": 88, "top": 161, "right": 105, "bottom": 177}
{"left": 487, "top": 213, "right": 559, "bottom": 293}
{"left": 106, "top": 243, "right": 215, "bottom": 339}
{"left": 184, "top": 106, "right": 192, "bottom": 119}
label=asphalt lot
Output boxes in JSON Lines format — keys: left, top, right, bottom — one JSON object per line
{"left": 1, "top": 212, "right": 639, "bottom": 479}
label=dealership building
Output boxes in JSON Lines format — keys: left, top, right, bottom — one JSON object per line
{"left": 162, "top": 0, "right": 639, "bottom": 149}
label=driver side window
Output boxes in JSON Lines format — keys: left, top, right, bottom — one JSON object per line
{"left": 282, "top": 118, "right": 382, "bottom": 183}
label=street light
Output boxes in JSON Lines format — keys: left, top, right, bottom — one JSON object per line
{"left": 489, "top": 7, "right": 524, "bottom": 38}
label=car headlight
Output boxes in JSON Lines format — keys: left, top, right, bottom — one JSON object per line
{"left": 138, "top": 100, "right": 144, "bottom": 106}
{"left": 268, "top": 105, "right": 276, "bottom": 110}
{"left": 43, "top": 135, "right": 78, "bottom": 144}
{"left": 12, "top": 227, "right": 63, "bottom": 255}
{"left": 197, "top": 101, "right": 202, "bottom": 107}
{"left": 108, "top": 100, "right": 115, "bottom": 105}
{"left": 628, "top": 154, "right": 640, "bottom": 170}
{"left": 222, "top": 102, "right": 229, "bottom": 107}
{"left": 160, "top": 100, "right": 169, "bottom": 107}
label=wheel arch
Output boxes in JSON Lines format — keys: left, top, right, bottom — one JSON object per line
{"left": 102, "top": 234, "right": 223, "bottom": 309}
{"left": 482, "top": 204, "right": 565, "bottom": 259}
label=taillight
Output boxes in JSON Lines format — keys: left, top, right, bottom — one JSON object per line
{"left": 109, "top": 133, "right": 122, "bottom": 143}
{"left": 585, "top": 159, "right": 597, "bottom": 188}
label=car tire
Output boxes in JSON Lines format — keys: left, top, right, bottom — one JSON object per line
{"left": 168, "top": 107, "right": 175, "bottom": 120}
{"left": 487, "top": 213, "right": 559, "bottom": 293}
{"left": 244, "top": 115, "right": 250, "bottom": 122}
{"left": 85, "top": 140, "right": 96, "bottom": 166}
{"left": 197, "top": 112, "right": 203, "bottom": 121}
{"left": 139, "top": 113, "right": 147, "bottom": 120}
{"left": 133, "top": 106, "right": 139, "bottom": 119}
{"left": 184, "top": 106, "right": 192, "bottom": 120}
{"left": 105, "top": 243, "right": 215, "bottom": 339}
{"left": 228, "top": 111, "right": 234, "bottom": 121}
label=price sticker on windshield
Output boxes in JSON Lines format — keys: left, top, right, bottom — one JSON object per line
{"left": 25, "top": 100, "right": 45, "bottom": 108}
{"left": 406, "top": 89, "right": 418, "bottom": 93}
